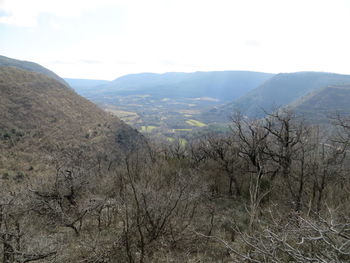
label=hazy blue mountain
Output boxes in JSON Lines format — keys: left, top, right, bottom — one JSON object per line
{"left": 0, "top": 55, "right": 68, "bottom": 86}
{"left": 82, "top": 71, "right": 274, "bottom": 101}
{"left": 64, "top": 78, "right": 110, "bottom": 94}
{"left": 215, "top": 72, "right": 350, "bottom": 119}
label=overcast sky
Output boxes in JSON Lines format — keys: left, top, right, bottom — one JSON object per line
{"left": 1, "top": 0, "right": 350, "bottom": 80}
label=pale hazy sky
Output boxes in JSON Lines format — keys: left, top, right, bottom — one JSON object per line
{"left": 1, "top": 0, "right": 350, "bottom": 80}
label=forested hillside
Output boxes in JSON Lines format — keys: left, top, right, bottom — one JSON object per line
{"left": 287, "top": 85, "right": 350, "bottom": 122}
{"left": 214, "top": 72, "right": 350, "bottom": 119}
{"left": 0, "top": 66, "right": 144, "bottom": 176}
{"left": 3, "top": 101, "right": 350, "bottom": 262}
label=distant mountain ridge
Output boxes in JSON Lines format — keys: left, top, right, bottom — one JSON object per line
{"left": 80, "top": 71, "right": 274, "bottom": 101}
{"left": 0, "top": 55, "right": 68, "bottom": 86}
{"left": 64, "top": 78, "right": 110, "bottom": 93}
{"left": 213, "top": 71, "right": 350, "bottom": 119}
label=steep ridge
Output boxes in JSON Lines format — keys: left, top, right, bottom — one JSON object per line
{"left": 0, "top": 55, "right": 68, "bottom": 86}
{"left": 0, "top": 67, "right": 144, "bottom": 176}
{"left": 213, "top": 72, "right": 350, "bottom": 119}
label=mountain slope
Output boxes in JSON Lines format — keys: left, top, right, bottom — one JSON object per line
{"left": 216, "top": 72, "right": 350, "bottom": 118}
{"left": 0, "top": 55, "right": 68, "bottom": 86}
{"left": 0, "top": 67, "right": 143, "bottom": 176}
{"left": 82, "top": 71, "right": 274, "bottom": 101}
{"left": 286, "top": 85, "right": 350, "bottom": 122}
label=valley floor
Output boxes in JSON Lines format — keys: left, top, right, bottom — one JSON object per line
{"left": 90, "top": 94, "right": 231, "bottom": 140}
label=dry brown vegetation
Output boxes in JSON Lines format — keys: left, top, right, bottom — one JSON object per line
{"left": 2, "top": 109, "right": 350, "bottom": 262}
{"left": 0, "top": 67, "right": 144, "bottom": 176}
{"left": 1, "top": 66, "right": 350, "bottom": 262}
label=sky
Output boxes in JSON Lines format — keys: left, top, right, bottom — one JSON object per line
{"left": 0, "top": 0, "right": 350, "bottom": 80}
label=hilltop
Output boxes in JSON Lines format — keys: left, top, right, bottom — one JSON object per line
{"left": 0, "top": 55, "right": 68, "bottom": 86}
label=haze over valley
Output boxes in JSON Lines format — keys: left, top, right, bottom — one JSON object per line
{"left": 65, "top": 70, "right": 350, "bottom": 141}
{"left": 65, "top": 71, "right": 274, "bottom": 140}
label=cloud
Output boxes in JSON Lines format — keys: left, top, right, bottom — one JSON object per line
{"left": 49, "top": 60, "right": 76, "bottom": 65}
{"left": 244, "top": 40, "right": 261, "bottom": 48}
{"left": 49, "top": 58, "right": 134, "bottom": 66}
{"left": 112, "top": 60, "right": 136, "bottom": 65}
{"left": 79, "top": 59, "right": 103, "bottom": 64}
{"left": 50, "top": 59, "right": 103, "bottom": 65}
{"left": 0, "top": 0, "right": 127, "bottom": 27}
{"left": 2, "top": 0, "right": 350, "bottom": 79}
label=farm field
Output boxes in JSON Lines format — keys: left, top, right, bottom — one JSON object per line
{"left": 97, "top": 94, "right": 227, "bottom": 140}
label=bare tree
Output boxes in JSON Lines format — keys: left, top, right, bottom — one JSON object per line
{"left": 230, "top": 112, "right": 271, "bottom": 229}
{"left": 263, "top": 109, "right": 309, "bottom": 212}
{"left": 115, "top": 153, "right": 202, "bottom": 262}
{"left": 214, "top": 209, "right": 350, "bottom": 263}
{"left": 0, "top": 189, "right": 56, "bottom": 263}
{"left": 195, "top": 133, "right": 243, "bottom": 196}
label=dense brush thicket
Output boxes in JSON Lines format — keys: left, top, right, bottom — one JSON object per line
{"left": 1, "top": 110, "right": 350, "bottom": 262}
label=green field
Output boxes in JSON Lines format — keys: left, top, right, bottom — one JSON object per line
{"left": 140, "top": 125, "right": 157, "bottom": 132}
{"left": 186, "top": 119, "right": 206, "bottom": 127}
{"left": 173, "top": 128, "right": 193, "bottom": 132}
{"left": 179, "top": 138, "right": 187, "bottom": 146}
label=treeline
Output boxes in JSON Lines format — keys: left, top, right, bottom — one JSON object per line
{"left": 1, "top": 110, "right": 350, "bottom": 262}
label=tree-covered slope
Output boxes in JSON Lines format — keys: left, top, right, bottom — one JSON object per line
{"left": 216, "top": 72, "right": 350, "bottom": 119}
{"left": 286, "top": 85, "right": 350, "bottom": 123}
{"left": 0, "top": 67, "right": 143, "bottom": 176}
